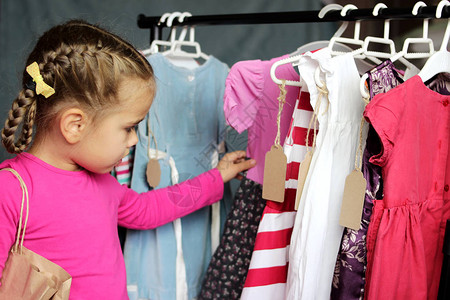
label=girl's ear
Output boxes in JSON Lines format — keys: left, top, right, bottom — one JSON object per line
{"left": 59, "top": 108, "right": 88, "bottom": 144}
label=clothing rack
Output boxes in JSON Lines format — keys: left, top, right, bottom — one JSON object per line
{"left": 136, "top": 4, "right": 450, "bottom": 298}
{"left": 137, "top": 5, "right": 450, "bottom": 42}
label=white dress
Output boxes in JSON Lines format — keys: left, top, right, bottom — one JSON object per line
{"left": 286, "top": 49, "right": 366, "bottom": 300}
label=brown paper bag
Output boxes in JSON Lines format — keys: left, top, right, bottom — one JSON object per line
{"left": 0, "top": 168, "right": 71, "bottom": 300}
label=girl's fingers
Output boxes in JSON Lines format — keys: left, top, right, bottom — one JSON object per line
{"left": 223, "top": 150, "right": 247, "bottom": 162}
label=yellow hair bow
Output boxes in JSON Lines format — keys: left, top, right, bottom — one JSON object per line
{"left": 26, "top": 62, "right": 55, "bottom": 98}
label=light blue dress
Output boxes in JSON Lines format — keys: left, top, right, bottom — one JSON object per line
{"left": 124, "top": 53, "right": 230, "bottom": 300}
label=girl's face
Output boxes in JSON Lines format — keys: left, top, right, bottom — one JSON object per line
{"left": 75, "top": 77, "right": 153, "bottom": 174}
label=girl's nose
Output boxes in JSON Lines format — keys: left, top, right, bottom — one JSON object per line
{"left": 128, "top": 129, "right": 139, "bottom": 147}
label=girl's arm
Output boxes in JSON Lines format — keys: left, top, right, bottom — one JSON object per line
{"left": 117, "top": 151, "right": 255, "bottom": 229}
{"left": 118, "top": 168, "right": 223, "bottom": 229}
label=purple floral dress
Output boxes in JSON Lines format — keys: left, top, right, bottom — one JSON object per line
{"left": 427, "top": 73, "right": 450, "bottom": 95}
{"left": 331, "top": 60, "right": 403, "bottom": 300}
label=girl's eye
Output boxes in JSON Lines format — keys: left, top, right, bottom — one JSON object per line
{"left": 126, "top": 126, "right": 137, "bottom": 133}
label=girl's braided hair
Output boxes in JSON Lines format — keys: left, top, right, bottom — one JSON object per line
{"left": 2, "top": 19, "right": 155, "bottom": 154}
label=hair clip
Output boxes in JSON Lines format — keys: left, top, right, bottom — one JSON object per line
{"left": 25, "top": 62, "right": 55, "bottom": 98}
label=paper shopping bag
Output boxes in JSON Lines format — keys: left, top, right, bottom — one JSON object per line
{"left": 0, "top": 168, "right": 71, "bottom": 300}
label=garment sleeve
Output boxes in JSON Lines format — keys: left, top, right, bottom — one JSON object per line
{"left": 117, "top": 168, "right": 224, "bottom": 230}
{"left": 363, "top": 92, "right": 400, "bottom": 167}
{"left": 223, "top": 60, "right": 264, "bottom": 134}
{"left": 0, "top": 170, "right": 23, "bottom": 283}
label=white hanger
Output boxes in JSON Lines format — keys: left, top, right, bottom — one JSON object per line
{"left": 328, "top": 4, "right": 364, "bottom": 57}
{"left": 359, "top": 3, "right": 426, "bottom": 98}
{"left": 360, "top": 2, "right": 435, "bottom": 98}
{"left": 270, "top": 3, "right": 349, "bottom": 87}
{"left": 360, "top": 4, "right": 396, "bottom": 59}
{"left": 328, "top": 5, "right": 382, "bottom": 66}
{"left": 418, "top": 0, "right": 450, "bottom": 82}
{"left": 356, "top": 3, "right": 416, "bottom": 71}
{"left": 162, "top": 12, "right": 210, "bottom": 61}
{"left": 391, "top": 2, "right": 435, "bottom": 60}
{"left": 289, "top": 4, "right": 354, "bottom": 57}
{"left": 141, "top": 12, "right": 172, "bottom": 56}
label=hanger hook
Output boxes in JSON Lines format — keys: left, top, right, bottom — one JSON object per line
{"left": 177, "top": 12, "right": 192, "bottom": 42}
{"left": 436, "top": 0, "right": 450, "bottom": 18}
{"left": 340, "top": 4, "right": 360, "bottom": 40}
{"left": 373, "top": 3, "right": 389, "bottom": 39}
{"left": 158, "top": 13, "right": 172, "bottom": 26}
{"left": 412, "top": 1, "right": 427, "bottom": 15}
{"left": 372, "top": 3, "right": 387, "bottom": 16}
{"left": 319, "top": 4, "right": 348, "bottom": 38}
{"left": 167, "top": 12, "right": 182, "bottom": 27}
{"left": 413, "top": 2, "right": 429, "bottom": 39}
{"left": 166, "top": 12, "right": 182, "bottom": 43}
{"left": 436, "top": 0, "right": 450, "bottom": 51}
{"left": 178, "top": 11, "right": 192, "bottom": 23}
{"left": 340, "top": 4, "right": 358, "bottom": 17}
{"left": 318, "top": 3, "right": 343, "bottom": 18}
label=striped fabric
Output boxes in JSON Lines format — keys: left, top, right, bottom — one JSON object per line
{"left": 113, "top": 147, "right": 135, "bottom": 187}
{"left": 241, "top": 90, "right": 315, "bottom": 299}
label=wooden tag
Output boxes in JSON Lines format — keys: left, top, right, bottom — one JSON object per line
{"left": 339, "top": 169, "right": 367, "bottom": 230}
{"left": 262, "top": 145, "right": 287, "bottom": 203}
{"left": 146, "top": 159, "right": 161, "bottom": 188}
{"left": 294, "top": 150, "right": 313, "bottom": 210}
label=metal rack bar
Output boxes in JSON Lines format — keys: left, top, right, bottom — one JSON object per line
{"left": 138, "top": 5, "right": 450, "bottom": 41}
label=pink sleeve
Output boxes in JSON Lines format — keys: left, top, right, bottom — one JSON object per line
{"left": 0, "top": 170, "right": 23, "bottom": 282}
{"left": 363, "top": 93, "right": 400, "bottom": 167}
{"left": 223, "top": 60, "right": 264, "bottom": 133}
{"left": 117, "top": 168, "right": 224, "bottom": 230}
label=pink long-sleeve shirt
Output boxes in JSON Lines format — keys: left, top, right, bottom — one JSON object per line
{"left": 0, "top": 153, "right": 224, "bottom": 299}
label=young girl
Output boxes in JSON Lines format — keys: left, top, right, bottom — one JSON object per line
{"left": 0, "top": 20, "right": 255, "bottom": 299}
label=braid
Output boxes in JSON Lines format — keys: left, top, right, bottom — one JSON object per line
{"left": 1, "top": 89, "right": 37, "bottom": 153}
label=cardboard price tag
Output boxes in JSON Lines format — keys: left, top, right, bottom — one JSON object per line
{"left": 339, "top": 169, "right": 367, "bottom": 230}
{"left": 262, "top": 145, "right": 287, "bottom": 203}
{"left": 146, "top": 159, "right": 161, "bottom": 188}
{"left": 295, "top": 150, "right": 313, "bottom": 210}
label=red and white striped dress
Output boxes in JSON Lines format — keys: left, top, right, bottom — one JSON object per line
{"left": 241, "top": 90, "right": 315, "bottom": 299}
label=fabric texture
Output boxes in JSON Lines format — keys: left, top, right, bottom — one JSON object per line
{"left": 198, "top": 176, "right": 265, "bottom": 300}
{"left": 286, "top": 48, "right": 366, "bottom": 300}
{"left": 223, "top": 55, "right": 300, "bottom": 185}
{"left": 124, "top": 53, "right": 230, "bottom": 300}
{"left": 363, "top": 74, "right": 450, "bottom": 300}
{"left": 112, "top": 146, "right": 135, "bottom": 187}
{"left": 331, "top": 59, "right": 403, "bottom": 300}
{"left": 0, "top": 153, "right": 224, "bottom": 300}
{"left": 241, "top": 90, "right": 314, "bottom": 299}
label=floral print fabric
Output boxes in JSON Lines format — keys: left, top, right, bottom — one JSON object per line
{"left": 198, "top": 176, "right": 265, "bottom": 300}
{"left": 331, "top": 59, "right": 402, "bottom": 300}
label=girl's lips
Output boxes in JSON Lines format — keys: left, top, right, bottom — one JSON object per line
{"left": 115, "top": 150, "right": 131, "bottom": 167}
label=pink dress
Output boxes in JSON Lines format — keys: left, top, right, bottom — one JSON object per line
{"left": 223, "top": 55, "right": 300, "bottom": 185}
{"left": 363, "top": 75, "right": 450, "bottom": 300}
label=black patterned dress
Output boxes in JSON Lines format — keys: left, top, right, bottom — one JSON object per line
{"left": 199, "top": 176, "right": 265, "bottom": 299}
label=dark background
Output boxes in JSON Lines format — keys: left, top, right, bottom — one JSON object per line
{"left": 0, "top": 0, "right": 445, "bottom": 162}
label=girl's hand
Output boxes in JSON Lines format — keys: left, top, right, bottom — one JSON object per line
{"left": 216, "top": 150, "right": 256, "bottom": 183}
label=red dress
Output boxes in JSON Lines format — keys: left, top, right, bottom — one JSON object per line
{"left": 363, "top": 75, "right": 450, "bottom": 300}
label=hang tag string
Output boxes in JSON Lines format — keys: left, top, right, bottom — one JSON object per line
{"left": 274, "top": 80, "right": 287, "bottom": 148}
{"left": 354, "top": 116, "right": 366, "bottom": 171}
{"left": 147, "top": 116, "right": 158, "bottom": 159}
{"left": 355, "top": 93, "right": 370, "bottom": 171}
{"left": 306, "top": 81, "right": 329, "bottom": 152}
